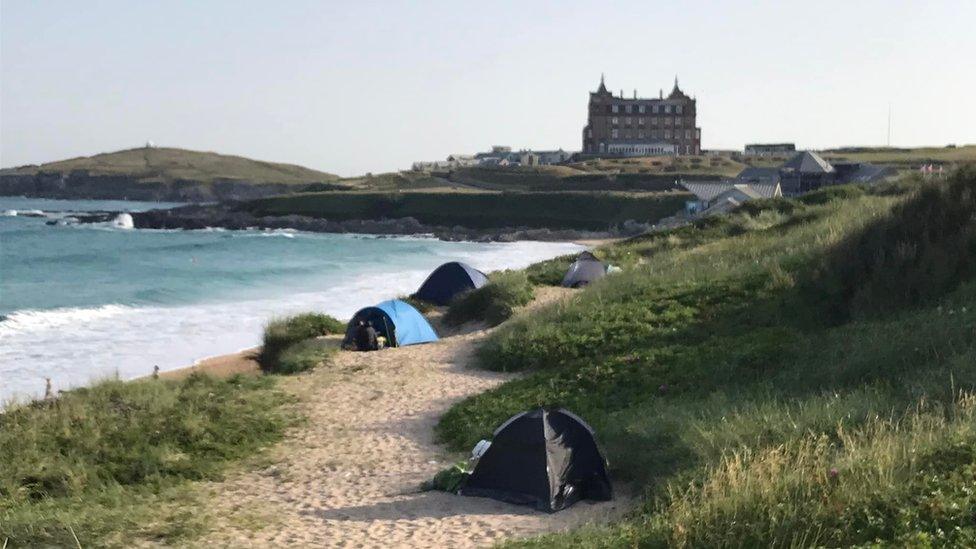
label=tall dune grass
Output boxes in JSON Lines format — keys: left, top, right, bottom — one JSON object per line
{"left": 0, "top": 374, "right": 294, "bottom": 546}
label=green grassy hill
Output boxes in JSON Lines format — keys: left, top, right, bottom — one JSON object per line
{"left": 439, "top": 168, "right": 976, "bottom": 547}
{"left": 2, "top": 147, "right": 340, "bottom": 185}
{"left": 242, "top": 190, "right": 689, "bottom": 231}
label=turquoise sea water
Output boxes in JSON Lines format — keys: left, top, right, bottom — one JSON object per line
{"left": 0, "top": 197, "right": 582, "bottom": 403}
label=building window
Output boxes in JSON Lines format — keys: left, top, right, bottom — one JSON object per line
{"left": 625, "top": 132, "right": 631, "bottom": 139}
{"left": 652, "top": 130, "right": 659, "bottom": 138}
{"left": 675, "top": 117, "right": 682, "bottom": 126}
{"left": 638, "top": 131, "right": 644, "bottom": 139}
{"left": 638, "top": 117, "right": 644, "bottom": 125}
{"left": 652, "top": 105, "right": 659, "bottom": 114}
{"left": 665, "top": 105, "right": 672, "bottom": 113}
{"left": 651, "top": 117, "right": 658, "bottom": 126}
{"left": 611, "top": 129, "right": 619, "bottom": 139}
{"left": 625, "top": 117, "right": 631, "bottom": 126}
{"left": 612, "top": 117, "right": 618, "bottom": 125}
{"left": 625, "top": 104, "right": 632, "bottom": 113}
{"left": 665, "top": 130, "right": 671, "bottom": 139}
{"left": 587, "top": 129, "right": 592, "bottom": 138}
{"left": 612, "top": 105, "right": 619, "bottom": 113}
{"left": 665, "top": 117, "right": 672, "bottom": 126}
{"left": 639, "top": 105, "right": 645, "bottom": 113}
{"left": 676, "top": 105, "right": 683, "bottom": 114}
{"left": 685, "top": 129, "right": 691, "bottom": 139}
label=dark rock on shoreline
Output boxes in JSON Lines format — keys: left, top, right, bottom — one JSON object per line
{"left": 129, "top": 204, "right": 627, "bottom": 242}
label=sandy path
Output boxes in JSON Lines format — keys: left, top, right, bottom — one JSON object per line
{"left": 198, "top": 288, "right": 629, "bottom": 548}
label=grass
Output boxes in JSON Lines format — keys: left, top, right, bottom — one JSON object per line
{"left": 443, "top": 271, "right": 535, "bottom": 327}
{"left": 2, "top": 147, "right": 340, "bottom": 185}
{"left": 0, "top": 374, "right": 295, "bottom": 547}
{"left": 258, "top": 312, "right": 345, "bottom": 374}
{"left": 437, "top": 167, "right": 976, "bottom": 547}
{"left": 243, "top": 191, "right": 689, "bottom": 232}
{"left": 274, "top": 338, "right": 339, "bottom": 375}
{"left": 821, "top": 144, "right": 976, "bottom": 167}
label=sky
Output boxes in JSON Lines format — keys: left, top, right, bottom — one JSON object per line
{"left": 2, "top": 1, "right": 974, "bottom": 177}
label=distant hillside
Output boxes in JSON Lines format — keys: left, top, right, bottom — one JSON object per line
{"left": 732, "top": 145, "right": 976, "bottom": 170}
{"left": 0, "top": 147, "right": 346, "bottom": 202}
{"left": 2, "top": 147, "right": 339, "bottom": 185}
{"left": 349, "top": 156, "right": 739, "bottom": 193}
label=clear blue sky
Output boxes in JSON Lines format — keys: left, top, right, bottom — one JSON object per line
{"left": 2, "top": 0, "right": 974, "bottom": 176}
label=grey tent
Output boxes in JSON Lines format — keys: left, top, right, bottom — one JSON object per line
{"left": 561, "top": 252, "right": 606, "bottom": 288}
{"left": 459, "top": 408, "right": 612, "bottom": 512}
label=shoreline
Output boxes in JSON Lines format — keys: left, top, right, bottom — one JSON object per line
{"left": 155, "top": 346, "right": 263, "bottom": 381}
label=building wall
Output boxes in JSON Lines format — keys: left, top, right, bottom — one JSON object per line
{"left": 582, "top": 81, "right": 701, "bottom": 156}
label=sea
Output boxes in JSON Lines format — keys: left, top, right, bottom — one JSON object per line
{"left": 0, "top": 197, "right": 583, "bottom": 404}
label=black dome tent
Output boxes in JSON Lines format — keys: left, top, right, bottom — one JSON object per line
{"left": 561, "top": 251, "right": 606, "bottom": 288}
{"left": 460, "top": 408, "right": 612, "bottom": 512}
{"left": 413, "top": 262, "right": 488, "bottom": 305}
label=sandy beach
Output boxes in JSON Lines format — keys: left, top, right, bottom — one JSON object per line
{"left": 192, "top": 287, "right": 630, "bottom": 548}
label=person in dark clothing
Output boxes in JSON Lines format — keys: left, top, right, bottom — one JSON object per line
{"left": 354, "top": 320, "right": 379, "bottom": 351}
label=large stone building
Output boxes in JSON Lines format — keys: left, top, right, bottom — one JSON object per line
{"left": 582, "top": 75, "right": 701, "bottom": 156}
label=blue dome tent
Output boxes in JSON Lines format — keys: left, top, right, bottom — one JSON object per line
{"left": 343, "top": 299, "right": 439, "bottom": 348}
{"left": 414, "top": 262, "right": 489, "bottom": 305}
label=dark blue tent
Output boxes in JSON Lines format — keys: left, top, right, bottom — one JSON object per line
{"left": 413, "top": 262, "right": 489, "bottom": 306}
{"left": 343, "top": 299, "right": 439, "bottom": 348}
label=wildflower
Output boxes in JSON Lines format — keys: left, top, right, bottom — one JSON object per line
{"left": 829, "top": 467, "right": 839, "bottom": 479}
{"left": 659, "top": 383, "right": 669, "bottom": 394}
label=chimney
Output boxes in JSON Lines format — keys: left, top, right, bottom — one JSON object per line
{"left": 659, "top": 89, "right": 663, "bottom": 99}
{"left": 633, "top": 89, "right": 637, "bottom": 99}
{"left": 620, "top": 89, "right": 624, "bottom": 98}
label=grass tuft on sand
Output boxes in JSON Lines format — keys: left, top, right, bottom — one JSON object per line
{"left": 444, "top": 271, "right": 534, "bottom": 327}
{"left": 259, "top": 313, "right": 344, "bottom": 374}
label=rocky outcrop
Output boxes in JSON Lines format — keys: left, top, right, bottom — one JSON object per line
{"left": 127, "top": 204, "right": 626, "bottom": 242}
{"left": 0, "top": 171, "right": 339, "bottom": 202}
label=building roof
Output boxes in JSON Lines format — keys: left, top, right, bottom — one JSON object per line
{"left": 833, "top": 162, "right": 895, "bottom": 183}
{"left": 781, "top": 151, "right": 835, "bottom": 174}
{"left": 667, "top": 76, "right": 690, "bottom": 101}
{"left": 737, "top": 166, "right": 781, "bottom": 183}
{"left": 745, "top": 143, "right": 795, "bottom": 149}
{"left": 681, "top": 181, "right": 781, "bottom": 202}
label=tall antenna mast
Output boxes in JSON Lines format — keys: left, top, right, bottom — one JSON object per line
{"left": 886, "top": 103, "right": 891, "bottom": 147}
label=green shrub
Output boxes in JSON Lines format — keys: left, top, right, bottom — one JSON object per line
{"left": 259, "top": 312, "right": 344, "bottom": 373}
{"left": 443, "top": 271, "right": 534, "bottom": 327}
{"left": 524, "top": 254, "right": 574, "bottom": 286}
{"left": 737, "top": 196, "right": 802, "bottom": 217}
{"left": 0, "top": 374, "right": 293, "bottom": 546}
{"left": 274, "top": 338, "right": 338, "bottom": 375}
{"left": 399, "top": 295, "right": 437, "bottom": 313}
{"left": 796, "top": 183, "right": 865, "bottom": 205}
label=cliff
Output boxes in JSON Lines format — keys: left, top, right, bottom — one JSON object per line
{"left": 0, "top": 147, "right": 344, "bottom": 202}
